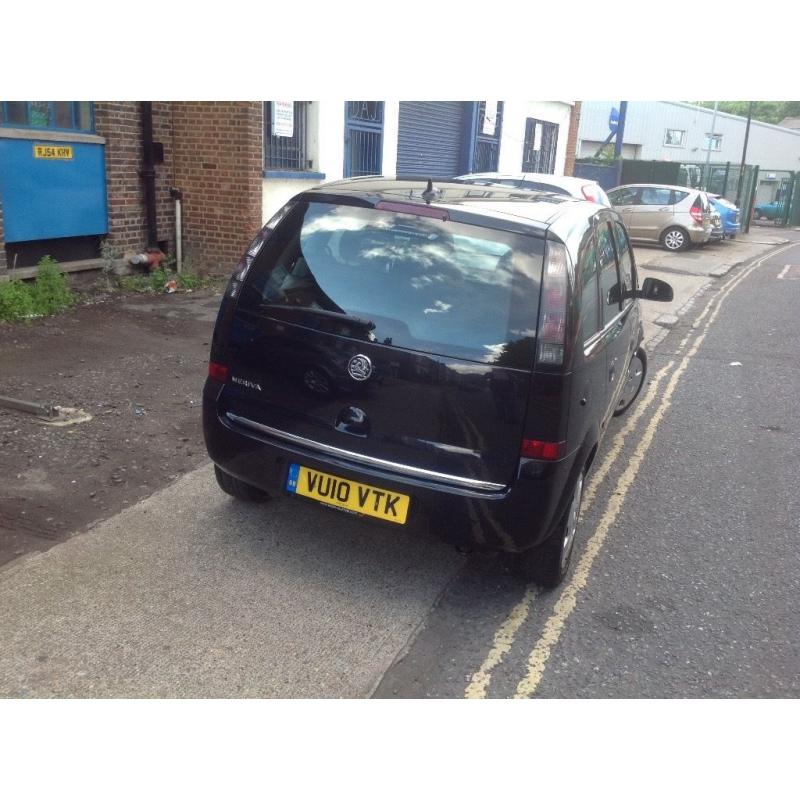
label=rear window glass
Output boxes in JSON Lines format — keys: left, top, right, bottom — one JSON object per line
{"left": 240, "top": 201, "right": 545, "bottom": 365}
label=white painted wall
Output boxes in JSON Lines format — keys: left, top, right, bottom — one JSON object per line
{"left": 262, "top": 100, "right": 575, "bottom": 221}
{"left": 382, "top": 101, "right": 400, "bottom": 176}
{"left": 498, "top": 101, "right": 574, "bottom": 176}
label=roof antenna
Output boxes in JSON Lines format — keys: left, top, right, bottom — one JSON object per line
{"left": 421, "top": 178, "right": 439, "bottom": 205}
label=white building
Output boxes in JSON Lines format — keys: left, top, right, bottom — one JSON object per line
{"left": 262, "top": 101, "right": 576, "bottom": 221}
{"left": 578, "top": 101, "right": 800, "bottom": 172}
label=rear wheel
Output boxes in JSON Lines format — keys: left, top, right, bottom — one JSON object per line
{"left": 661, "top": 226, "right": 689, "bottom": 252}
{"left": 614, "top": 347, "right": 647, "bottom": 417}
{"left": 214, "top": 465, "right": 270, "bottom": 502}
{"left": 518, "top": 469, "right": 584, "bottom": 589}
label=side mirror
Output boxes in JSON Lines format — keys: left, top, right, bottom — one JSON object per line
{"left": 640, "top": 276, "right": 673, "bottom": 302}
{"left": 623, "top": 277, "right": 673, "bottom": 302}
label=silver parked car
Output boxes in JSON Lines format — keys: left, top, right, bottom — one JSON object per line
{"left": 606, "top": 184, "right": 713, "bottom": 251}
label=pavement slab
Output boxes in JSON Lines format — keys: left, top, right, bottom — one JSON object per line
{"left": 0, "top": 464, "right": 462, "bottom": 698}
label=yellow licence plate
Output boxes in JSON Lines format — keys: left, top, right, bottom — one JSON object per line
{"left": 33, "top": 144, "right": 74, "bottom": 160}
{"left": 286, "top": 464, "right": 410, "bottom": 525}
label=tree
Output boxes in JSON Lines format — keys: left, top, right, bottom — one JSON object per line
{"left": 692, "top": 101, "right": 800, "bottom": 125}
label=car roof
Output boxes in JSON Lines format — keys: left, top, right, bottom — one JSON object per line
{"left": 309, "top": 176, "right": 602, "bottom": 233}
{"left": 612, "top": 183, "right": 700, "bottom": 192}
{"left": 458, "top": 171, "right": 598, "bottom": 188}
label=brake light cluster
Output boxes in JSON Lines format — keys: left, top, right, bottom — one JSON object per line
{"left": 581, "top": 185, "right": 601, "bottom": 203}
{"left": 690, "top": 202, "right": 704, "bottom": 225}
{"left": 520, "top": 439, "right": 565, "bottom": 461}
{"left": 208, "top": 362, "right": 229, "bottom": 382}
{"left": 536, "top": 241, "right": 571, "bottom": 367}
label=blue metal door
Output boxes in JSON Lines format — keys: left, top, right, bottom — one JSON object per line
{"left": 0, "top": 138, "right": 108, "bottom": 242}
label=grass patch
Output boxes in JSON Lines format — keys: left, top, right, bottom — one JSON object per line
{"left": 115, "top": 265, "right": 220, "bottom": 294}
{"left": 0, "top": 256, "right": 75, "bottom": 322}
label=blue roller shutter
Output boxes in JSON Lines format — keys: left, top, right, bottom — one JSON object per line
{"left": 397, "top": 102, "right": 469, "bottom": 178}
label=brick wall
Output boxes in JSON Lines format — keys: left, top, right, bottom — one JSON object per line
{"left": 564, "top": 101, "right": 582, "bottom": 177}
{"left": 0, "top": 194, "right": 6, "bottom": 270}
{"left": 94, "top": 102, "right": 175, "bottom": 257}
{"left": 171, "top": 102, "right": 263, "bottom": 274}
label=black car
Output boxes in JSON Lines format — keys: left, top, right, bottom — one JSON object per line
{"left": 203, "top": 178, "right": 672, "bottom": 587}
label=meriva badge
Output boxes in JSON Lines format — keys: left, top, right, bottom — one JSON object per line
{"left": 347, "top": 354, "right": 372, "bottom": 381}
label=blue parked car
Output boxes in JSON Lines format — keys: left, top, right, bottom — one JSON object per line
{"left": 708, "top": 194, "right": 741, "bottom": 239}
{"left": 753, "top": 199, "right": 785, "bottom": 221}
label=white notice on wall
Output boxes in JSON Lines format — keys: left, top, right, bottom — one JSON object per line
{"left": 482, "top": 102, "right": 497, "bottom": 136}
{"left": 533, "top": 123, "right": 542, "bottom": 151}
{"left": 272, "top": 101, "right": 294, "bottom": 137}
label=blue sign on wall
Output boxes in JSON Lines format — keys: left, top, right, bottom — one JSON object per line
{"left": 0, "top": 138, "right": 108, "bottom": 242}
{"left": 609, "top": 107, "right": 619, "bottom": 133}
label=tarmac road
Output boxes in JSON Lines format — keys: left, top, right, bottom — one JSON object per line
{"left": 376, "top": 231, "right": 800, "bottom": 698}
{"left": 1, "top": 234, "right": 798, "bottom": 698}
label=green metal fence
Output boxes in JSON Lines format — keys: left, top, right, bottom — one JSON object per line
{"left": 617, "top": 159, "right": 762, "bottom": 231}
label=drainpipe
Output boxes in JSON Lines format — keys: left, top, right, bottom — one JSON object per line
{"left": 140, "top": 102, "right": 159, "bottom": 249}
{"left": 170, "top": 187, "right": 183, "bottom": 274}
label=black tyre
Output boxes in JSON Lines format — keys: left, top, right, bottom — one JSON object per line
{"left": 518, "top": 469, "right": 585, "bottom": 589}
{"left": 214, "top": 465, "right": 270, "bottom": 502}
{"left": 613, "top": 346, "right": 647, "bottom": 417}
{"left": 661, "top": 226, "right": 689, "bottom": 252}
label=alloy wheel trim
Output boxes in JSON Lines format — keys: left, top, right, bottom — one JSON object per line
{"left": 618, "top": 353, "right": 645, "bottom": 410}
{"left": 664, "top": 230, "right": 685, "bottom": 250}
{"left": 560, "top": 471, "right": 584, "bottom": 572}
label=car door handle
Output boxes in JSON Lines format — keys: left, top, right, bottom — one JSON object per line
{"left": 658, "top": 207, "right": 670, "bottom": 211}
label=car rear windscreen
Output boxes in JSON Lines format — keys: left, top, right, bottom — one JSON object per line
{"left": 239, "top": 201, "right": 545, "bottom": 366}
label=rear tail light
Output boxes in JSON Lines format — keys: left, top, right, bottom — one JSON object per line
{"left": 536, "top": 241, "right": 571, "bottom": 367}
{"left": 581, "top": 184, "right": 600, "bottom": 203}
{"left": 690, "top": 202, "right": 704, "bottom": 224}
{"left": 227, "top": 201, "right": 296, "bottom": 298}
{"left": 208, "top": 361, "right": 229, "bottom": 382}
{"left": 521, "top": 439, "right": 566, "bottom": 461}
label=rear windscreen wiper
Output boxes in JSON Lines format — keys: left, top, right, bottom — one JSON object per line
{"left": 260, "top": 304, "right": 376, "bottom": 332}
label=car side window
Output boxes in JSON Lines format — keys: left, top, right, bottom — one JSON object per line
{"left": 613, "top": 222, "right": 634, "bottom": 305}
{"left": 577, "top": 227, "right": 600, "bottom": 342}
{"left": 608, "top": 187, "right": 639, "bottom": 206}
{"left": 596, "top": 221, "right": 621, "bottom": 325}
{"left": 639, "top": 187, "right": 672, "bottom": 205}
{"left": 671, "top": 190, "right": 689, "bottom": 204}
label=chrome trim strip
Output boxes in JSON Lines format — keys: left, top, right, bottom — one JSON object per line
{"left": 583, "top": 303, "right": 634, "bottom": 356}
{"left": 225, "top": 412, "right": 506, "bottom": 493}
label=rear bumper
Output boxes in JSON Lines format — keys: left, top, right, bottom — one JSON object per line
{"left": 203, "top": 379, "right": 579, "bottom": 554}
{"left": 688, "top": 226, "right": 712, "bottom": 244}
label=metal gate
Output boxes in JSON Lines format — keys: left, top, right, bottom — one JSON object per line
{"left": 343, "top": 102, "right": 384, "bottom": 178}
{"left": 522, "top": 118, "right": 558, "bottom": 174}
{"left": 471, "top": 102, "right": 503, "bottom": 173}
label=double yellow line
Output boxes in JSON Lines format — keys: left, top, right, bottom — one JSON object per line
{"left": 465, "top": 242, "right": 799, "bottom": 699}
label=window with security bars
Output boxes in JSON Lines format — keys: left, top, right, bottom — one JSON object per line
{"left": 344, "top": 101, "right": 384, "bottom": 178}
{"left": 471, "top": 101, "right": 503, "bottom": 172}
{"left": 522, "top": 118, "right": 559, "bottom": 174}
{"left": 264, "top": 101, "right": 311, "bottom": 171}
{"left": 0, "top": 101, "right": 93, "bottom": 132}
